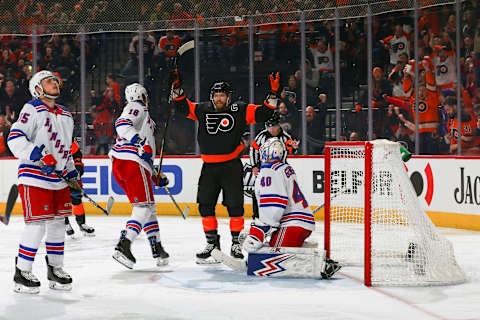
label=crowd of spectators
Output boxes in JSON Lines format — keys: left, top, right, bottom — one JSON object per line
{"left": 1, "top": 0, "right": 480, "bottom": 156}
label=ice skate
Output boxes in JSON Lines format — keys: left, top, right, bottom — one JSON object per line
{"left": 78, "top": 223, "right": 95, "bottom": 237}
{"left": 46, "top": 256, "right": 72, "bottom": 291}
{"left": 76, "top": 214, "right": 95, "bottom": 237}
{"left": 149, "top": 236, "right": 169, "bottom": 267}
{"left": 65, "top": 217, "right": 75, "bottom": 238}
{"left": 113, "top": 230, "right": 136, "bottom": 269}
{"left": 13, "top": 258, "right": 40, "bottom": 294}
{"left": 230, "top": 242, "right": 244, "bottom": 259}
{"left": 196, "top": 235, "right": 220, "bottom": 264}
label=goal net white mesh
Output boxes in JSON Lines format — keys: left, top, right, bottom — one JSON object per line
{"left": 326, "top": 140, "right": 465, "bottom": 286}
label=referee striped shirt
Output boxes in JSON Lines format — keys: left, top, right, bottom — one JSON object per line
{"left": 249, "top": 129, "right": 295, "bottom": 168}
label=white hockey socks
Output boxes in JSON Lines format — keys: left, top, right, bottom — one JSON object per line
{"left": 17, "top": 222, "right": 46, "bottom": 272}
{"left": 143, "top": 208, "right": 160, "bottom": 240}
{"left": 125, "top": 205, "right": 151, "bottom": 241}
{"left": 45, "top": 217, "right": 66, "bottom": 267}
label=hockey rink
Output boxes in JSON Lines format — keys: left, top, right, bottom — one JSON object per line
{"left": 0, "top": 216, "right": 479, "bottom": 320}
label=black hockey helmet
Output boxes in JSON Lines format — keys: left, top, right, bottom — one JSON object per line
{"left": 265, "top": 111, "right": 280, "bottom": 128}
{"left": 210, "top": 81, "right": 233, "bottom": 106}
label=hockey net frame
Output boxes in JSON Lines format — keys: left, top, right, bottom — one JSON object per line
{"left": 324, "top": 140, "right": 465, "bottom": 286}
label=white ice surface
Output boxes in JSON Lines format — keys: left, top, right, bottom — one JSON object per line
{"left": 0, "top": 216, "right": 479, "bottom": 320}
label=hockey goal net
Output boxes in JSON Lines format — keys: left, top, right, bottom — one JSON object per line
{"left": 324, "top": 140, "right": 465, "bottom": 286}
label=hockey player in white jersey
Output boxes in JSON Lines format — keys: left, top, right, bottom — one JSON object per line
{"left": 7, "top": 70, "right": 77, "bottom": 293}
{"left": 213, "top": 137, "right": 341, "bottom": 279}
{"left": 110, "top": 83, "right": 169, "bottom": 269}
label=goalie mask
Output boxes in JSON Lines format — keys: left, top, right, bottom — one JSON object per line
{"left": 210, "top": 81, "right": 232, "bottom": 108}
{"left": 29, "top": 70, "right": 60, "bottom": 99}
{"left": 260, "top": 137, "right": 285, "bottom": 163}
{"left": 125, "top": 83, "right": 148, "bottom": 104}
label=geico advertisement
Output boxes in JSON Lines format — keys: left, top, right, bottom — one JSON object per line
{"left": 0, "top": 157, "right": 479, "bottom": 216}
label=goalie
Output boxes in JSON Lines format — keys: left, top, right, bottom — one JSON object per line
{"left": 213, "top": 137, "right": 341, "bottom": 279}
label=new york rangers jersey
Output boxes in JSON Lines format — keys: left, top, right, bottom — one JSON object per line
{"left": 109, "top": 101, "right": 156, "bottom": 173}
{"left": 254, "top": 161, "right": 315, "bottom": 231}
{"left": 7, "top": 98, "right": 75, "bottom": 190}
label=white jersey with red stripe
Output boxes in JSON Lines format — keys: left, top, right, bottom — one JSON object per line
{"left": 7, "top": 98, "right": 76, "bottom": 190}
{"left": 109, "top": 101, "right": 156, "bottom": 174}
{"left": 254, "top": 161, "right": 315, "bottom": 231}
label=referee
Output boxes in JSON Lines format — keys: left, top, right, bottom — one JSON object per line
{"left": 249, "top": 112, "right": 299, "bottom": 219}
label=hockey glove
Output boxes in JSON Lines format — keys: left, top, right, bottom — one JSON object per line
{"left": 269, "top": 72, "right": 280, "bottom": 94}
{"left": 30, "top": 145, "right": 46, "bottom": 161}
{"left": 243, "top": 220, "right": 276, "bottom": 253}
{"left": 153, "top": 172, "right": 169, "bottom": 188}
{"left": 39, "top": 154, "right": 57, "bottom": 175}
{"left": 130, "top": 134, "right": 145, "bottom": 146}
{"left": 65, "top": 170, "right": 79, "bottom": 181}
{"left": 169, "top": 69, "right": 183, "bottom": 89}
{"left": 139, "top": 144, "right": 153, "bottom": 164}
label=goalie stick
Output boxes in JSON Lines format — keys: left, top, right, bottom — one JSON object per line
{"left": 0, "top": 184, "right": 19, "bottom": 225}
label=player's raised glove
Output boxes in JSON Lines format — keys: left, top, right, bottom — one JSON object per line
{"left": 169, "top": 69, "right": 183, "bottom": 89}
{"left": 269, "top": 72, "right": 280, "bottom": 94}
{"left": 153, "top": 172, "right": 169, "bottom": 188}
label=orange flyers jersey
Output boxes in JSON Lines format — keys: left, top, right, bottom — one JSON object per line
{"left": 447, "top": 113, "right": 477, "bottom": 148}
{"left": 158, "top": 36, "right": 182, "bottom": 57}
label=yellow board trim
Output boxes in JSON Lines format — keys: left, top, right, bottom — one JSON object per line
{"left": 3, "top": 203, "right": 480, "bottom": 231}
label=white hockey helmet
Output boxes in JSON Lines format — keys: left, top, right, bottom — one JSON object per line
{"left": 29, "top": 70, "right": 60, "bottom": 99}
{"left": 125, "top": 83, "right": 148, "bottom": 104}
{"left": 260, "top": 137, "right": 285, "bottom": 163}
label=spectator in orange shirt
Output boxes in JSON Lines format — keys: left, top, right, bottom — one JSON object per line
{"left": 91, "top": 87, "right": 117, "bottom": 155}
{"left": 105, "top": 73, "right": 121, "bottom": 106}
{"left": 443, "top": 96, "right": 478, "bottom": 155}
{"left": 156, "top": 30, "right": 182, "bottom": 68}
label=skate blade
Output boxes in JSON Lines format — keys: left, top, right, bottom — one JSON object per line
{"left": 49, "top": 281, "right": 72, "bottom": 291}
{"left": 195, "top": 256, "right": 221, "bottom": 265}
{"left": 82, "top": 231, "right": 96, "bottom": 237}
{"left": 14, "top": 283, "right": 40, "bottom": 294}
{"left": 112, "top": 251, "right": 134, "bottom": 269}
{"left": 212, "top": 249, "right": 247, "bottom": 272}
{"left": 156, "top": 258, "right": 169, "bottom": 267}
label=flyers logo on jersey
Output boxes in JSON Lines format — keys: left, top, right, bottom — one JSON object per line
{"left": 206, "top": 113, "right": 235, "bottom": 134}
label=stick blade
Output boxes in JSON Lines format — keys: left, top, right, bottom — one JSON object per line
{"left": 3, "top": 184, "right": 19, "bottom": 225}
{"left": 177, "top": 40, "right": 194, "bottom": 56}
{"left": 182, "top": 206, "right": 189, "bottom": 219}
{"left": 106, "top": 196, "right": 114, "bottom": 216}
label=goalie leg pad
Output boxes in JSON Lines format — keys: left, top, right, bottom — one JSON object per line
{"left": 247, "top": 247, "right": 326, "bottom": 279}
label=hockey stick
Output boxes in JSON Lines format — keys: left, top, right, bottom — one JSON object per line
{"left": 148, "top": 161, "right": 188, "bottom": 220}
{"left": 156, "top": 40, "right": 195, "bottom": 182}
{"left": 54, "top": 172, "right": 113, "bottom": 216}
{"left": 0, "top": 184, "right": 18, "bottom": 225}
{"left": 312, "top": 184, "right": 350, "bottom": 215}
